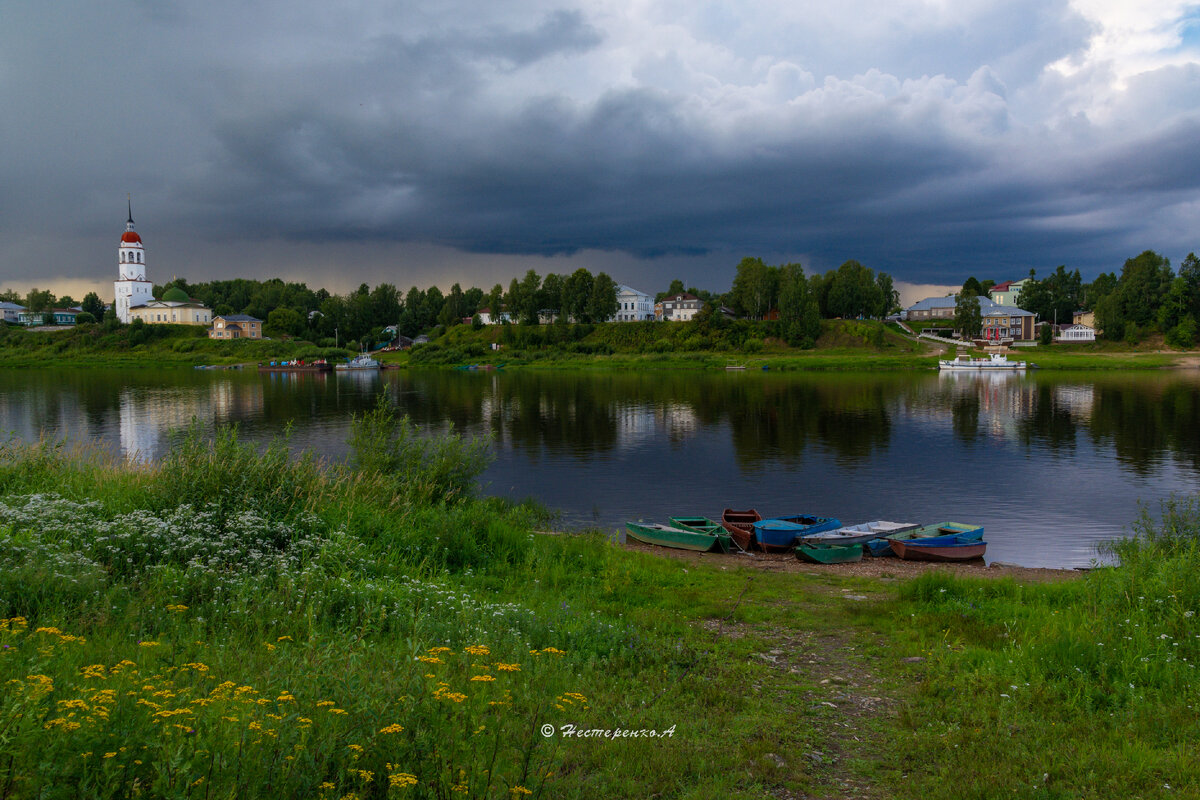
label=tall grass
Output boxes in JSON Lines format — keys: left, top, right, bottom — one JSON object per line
{"left": 893, "top": 498, "right": 1200, "bottom": 798}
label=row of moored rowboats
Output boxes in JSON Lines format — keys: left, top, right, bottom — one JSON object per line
{"left": 624, "top": 511, "right": 986, "bottom": 563}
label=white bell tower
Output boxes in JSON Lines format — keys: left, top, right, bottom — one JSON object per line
{"left": 114, "top": 197, "right": 154, "bottom": 323}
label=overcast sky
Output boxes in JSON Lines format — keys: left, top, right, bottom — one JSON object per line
{"left": 3, "top": 0, "right": 1199, "bottom": 303}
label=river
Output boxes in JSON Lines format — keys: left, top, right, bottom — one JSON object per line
{"left": 2, "top": 366, "right": 1199, "bottom": 568}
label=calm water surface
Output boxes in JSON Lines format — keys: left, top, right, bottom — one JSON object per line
{"left": 3, "top": 367, "right": 1200, "bottom": 569}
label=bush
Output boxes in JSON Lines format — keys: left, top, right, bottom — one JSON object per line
{"left": 1166, "top": 316, "right": 1197, "bottom": 349}
{"left": 347, "top": 391, "right": 494, "bottom": 505}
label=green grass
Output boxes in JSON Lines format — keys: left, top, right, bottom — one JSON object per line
{"left": 0, "top": 323, "right": 352, "bottom": 368}
{"left": 3, "top": 391, "right": 1200, "bottom": 797}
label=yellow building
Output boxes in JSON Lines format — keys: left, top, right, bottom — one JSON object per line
{"left": 128, "top": 287, "right": 212, "bottom": 325}
{"left": 209, "top": 314, "right": 262, "bottom": 340}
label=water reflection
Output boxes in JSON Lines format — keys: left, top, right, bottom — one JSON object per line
{"left": 2, "top": 367, "right": 1200, "bottom": 567}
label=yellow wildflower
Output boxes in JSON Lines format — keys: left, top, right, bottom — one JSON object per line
{"left": 540, "top": 647, "right": 565, "bottom": 655}
{"left": 464, "top": 645, "right": 490, "bottom": 656}
{"left": 347, "top": 744, "right": 364, "bottom": 753}
{"left": 166, "top": 604, "right": 188, "bottom": 612}
{"left": 379, "top": 723, "right": 404, "bottom": 734}
{"left": 277, "top": 635, "right": 293, "bottom": 642}
{"left": 417, "top": 656, "right": 443, "bottom": 664}
{"left": 103, "top": 752, "right": 117, "bottom": 759}
{"left": 356, "top": 770, "right": 374, "bottom": 783}
{"left": 470, "top": 675, "right": 495, "bottom": 682}
{"left": 511, "top": 787, "right": 533, "bottom": 797}
{"left": 427, "top": 646, "right": 453, "bottom": 654}
{"left": 495, "top": 663, "right": 521, "bottom": 672}
{"left": 138, "top": 641, "right": 160, "bottom": 648}
{"left": 316, "top": 700, "right": 335, "bottom": 707}
{"left": 389, "top": 772, "right": 419, "bottom": 788}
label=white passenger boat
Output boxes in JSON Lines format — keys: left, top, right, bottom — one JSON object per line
{"left": 938, "top": 353, "right": 1026, "bottom": 371}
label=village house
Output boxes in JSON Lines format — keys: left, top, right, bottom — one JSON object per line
{"left": 475, "top": 307, "right": 513, "bottom": 325}
{"left": 659, "top": 293, "right": 703, "bottom": 322}
{"left": 988, "top": 279, "right": 1030, "bottom": 307}
{"left": 0, "top": 301, "right": 24, "bottom": 324}
{"left": 904, "top": 295, "right": 1037, "bottom": 341}
{"left": 208, "top": 314, "right": 262, "bottom": 340}
{"left": 614, "top": 285, "right": 654, "bottom": 321}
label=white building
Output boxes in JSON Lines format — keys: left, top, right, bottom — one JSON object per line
{"left": 614, "top": 285, "right": 654, "bottom": 321}
{"left": 0, "top": 301, "right": 24, "bottom": 324}
{"left": 477, "top": 307, "right": 512, "bottom": 325}
{"left": 113, "top": 201, "right": 154, "bottom": 323}
{"left": 1056, "top": 324, "right": 1096, "bottom": 342}
{"left": 660, "top": 293, "right": 703, "bottom": 322}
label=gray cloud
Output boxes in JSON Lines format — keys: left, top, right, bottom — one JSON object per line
{"left": 2, "top": 0, "right": 1200, "bottom": 297}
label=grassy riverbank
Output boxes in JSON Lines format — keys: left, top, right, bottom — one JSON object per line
{"left": 0, "top": 323, "right": 350, "bottom": 368}
{"left": 4, "top": 318, "right": 1198, "bottom": 372}
{"left": 2, "top": 397, "right": 1199, "bottom": 797}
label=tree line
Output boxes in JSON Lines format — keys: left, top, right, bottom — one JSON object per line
{"left": 952, "top": 250, "right": 1200, "bottom": 346}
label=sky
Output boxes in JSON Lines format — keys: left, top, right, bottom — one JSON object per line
{"left": 2, "top": 0, "right": 1200, "bottom": 304}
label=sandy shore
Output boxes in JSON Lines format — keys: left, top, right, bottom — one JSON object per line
{"left": 620, "top": 540, "right": 1085, "bottom": 583}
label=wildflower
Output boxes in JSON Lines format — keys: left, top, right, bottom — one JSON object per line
{"left": 417, "top": 656, "right": 443, "bottom": 664}
{"left": 166, "top": 604, "right": 188, "bottom": 612}
{"left": 540, "top": 647, "right": 565, "bottom": 655}
{"left": 379, "top": 723, "right": 405, "bottom": 734}
{"left": 329, "top": 707, "right": 348, "bottom": 715}
{"left": 511, "top": 787, "right": 533, "bottom": 797}
{"left": 264, "top": 643, "right": 276, "bottom": 651}
{"left": 138, "top": 641, "right": 160, "bottom": 648}
{"left": 356, "top": 770, "right": 374, "bottom": 783}
{"left": 470, "top": 675, "right": 495, "bottom": 682}
{"left": 347, "top": 744, "right": 364, "bottom": 753}
{"left": 427, "top": 646, "right": 453, "bottom": 654}
{"left": 277, "top": 692, "right": 296, "bottom": 702}
{"left": 277, "top": 635, "right": 293, "bottom": 642}
{"left": 494, "top": 663, "right": 521, "bottom": 672}
{"left": 389, "top": 773, "right": 419, "bottom": 788}
{"left": 320, "top": 782, "right": 335, "bottom": 790}
{"left": 464, "top": 645, "right": 490, "bottom": 656}
{"left": 317, "top": 700, "right": 335, "bottom": 707}
{"left": 103, "top": 752, "right": 117, "bottom": 759}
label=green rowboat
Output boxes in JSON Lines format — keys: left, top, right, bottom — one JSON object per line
{"left": 668, "top": 516, "right": 734, "bottom": 553}
{"left": 795, "top": 542, "right": 864, "bottom": 564}
{"left": 625, "top": 521, "right": 729, "bottom": 553}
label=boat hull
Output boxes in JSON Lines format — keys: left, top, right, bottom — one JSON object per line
{"left": 889, "top": 539, "right": 987, "bottom": 561}
{"left": 668, "top": 517, "right": 732, "bottom": 554}
{"left": 753, "top": 516, "right": 842, "bottom": 552}
{"left": 257, "top": 364, "right": 332, "bottom": 373}
{"left": 795, "top": 543, "right": 863, "bottom": 564}
{"left": 721, "top": 508, "right": 761, "bottom": 551}
{"left": 865, "top": 522, "right": 983, "bottom": 557}
{"left": 625, "top": 522, "right": 726, "bottom": 553}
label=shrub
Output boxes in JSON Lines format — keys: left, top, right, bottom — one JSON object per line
{"left": 347, "top": 391, "right": 494, "bottom": 505}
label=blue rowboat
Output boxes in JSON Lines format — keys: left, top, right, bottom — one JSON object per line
{"left": 864, "top": 522, "right": 984, "bottom": 557}
{"left": 753, "top": 515, "right": 842, "bottom": 552}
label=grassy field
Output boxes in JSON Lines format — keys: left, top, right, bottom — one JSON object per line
{"left": 1, "top": 392, "right": 1199, "bottom": 797}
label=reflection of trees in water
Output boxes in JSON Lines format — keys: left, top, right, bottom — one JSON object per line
{"left": 1016, "top": 384, "right": 1077, "bottom": 452}
{"left": 391, "top": 372, "right": 904, "bottom": 465}
{"left": 1086, "top": 377, "right": 1200, "bottom": 476}
{"left": 952, "top": 396, "right": 981, "bottom": 443}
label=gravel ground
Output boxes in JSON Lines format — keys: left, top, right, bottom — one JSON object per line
{"left": 621, "top": 540, "right": 1085, "bottom": 583}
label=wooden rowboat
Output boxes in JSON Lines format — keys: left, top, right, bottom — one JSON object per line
{"left": 864, "top": 522, "right": 983, "bottom": 557}
{"left": 795, "top": 542, "right": 863, "bottom": 564}
{"left": 624, "top": 522, "right": 728, "bottom": 553}
{"left": 668, "top": 517, "right": 733, "bottom": 554}
{"left": 753, "top": 515, "right": 842, "bottom": 552}
{"left": 721, "top": 508, "right": 761, "bottom": 551}
{"left": 889, "top": 539, "right": 987, "bottom": 562}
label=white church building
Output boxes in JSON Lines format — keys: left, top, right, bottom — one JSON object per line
{"left": 113, "top": 201, "right": 154, "bottom": 323}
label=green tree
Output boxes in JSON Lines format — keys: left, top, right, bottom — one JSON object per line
{"left": 73, "top": 311, "right": 96, "bottom": 325}
{"left": 266, "top": 307, "right": 305, "bottom": 338}
{"left": 1038, "top": 322, "right": 1054, "bottom": 345}
{"left": 484, "top": 284, "right": 504, "bottom": 319}
{"left": 1094, "top": 292, "right": 1124, "bottom": 340}
{"left": 1116, "top": 250, "right": 1173, "bottom": 328}
{"left": 826, "top": 260, "right": 882, "bottom": 319}
{"left": 586, "top": 272, "right": 618, "bottom": 323}
{"left": 1083, "top": 272, "right": 1118, "bottom": 311}
{"left": 875, "top": 272, "right": 899, "bottom": 317}
{"left": 962, "top": 276, "right": 984, "bottom": 297}
{"left": 730, "top": 257, "right": 777, "bottom": 319}
{"left": 955, "top": 292, "right": 982, "bottom": 339}
{"left": 518, "top": 269, "right": 542, "bottom": 325}
{"left": 563, "top": 268, "right": 593, "bottom": 322}
{"left": 540, "top": 274, "right": 564, "bottom": 318}
{"left": 80, "top": 292, "right": 105, "bottom": 319}
{"left": 24, "top": 288, "right": 54, "bottom": 313}
{"left": 1178, "top": 253, "right": 1200, "bottom": 316}
{"left": 778, "top": 263, "right": 821, "bottom": 347}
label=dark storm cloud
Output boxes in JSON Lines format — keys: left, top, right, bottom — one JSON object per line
{"left": 3, "top": 0, "right": 1200, "bottom": 294}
